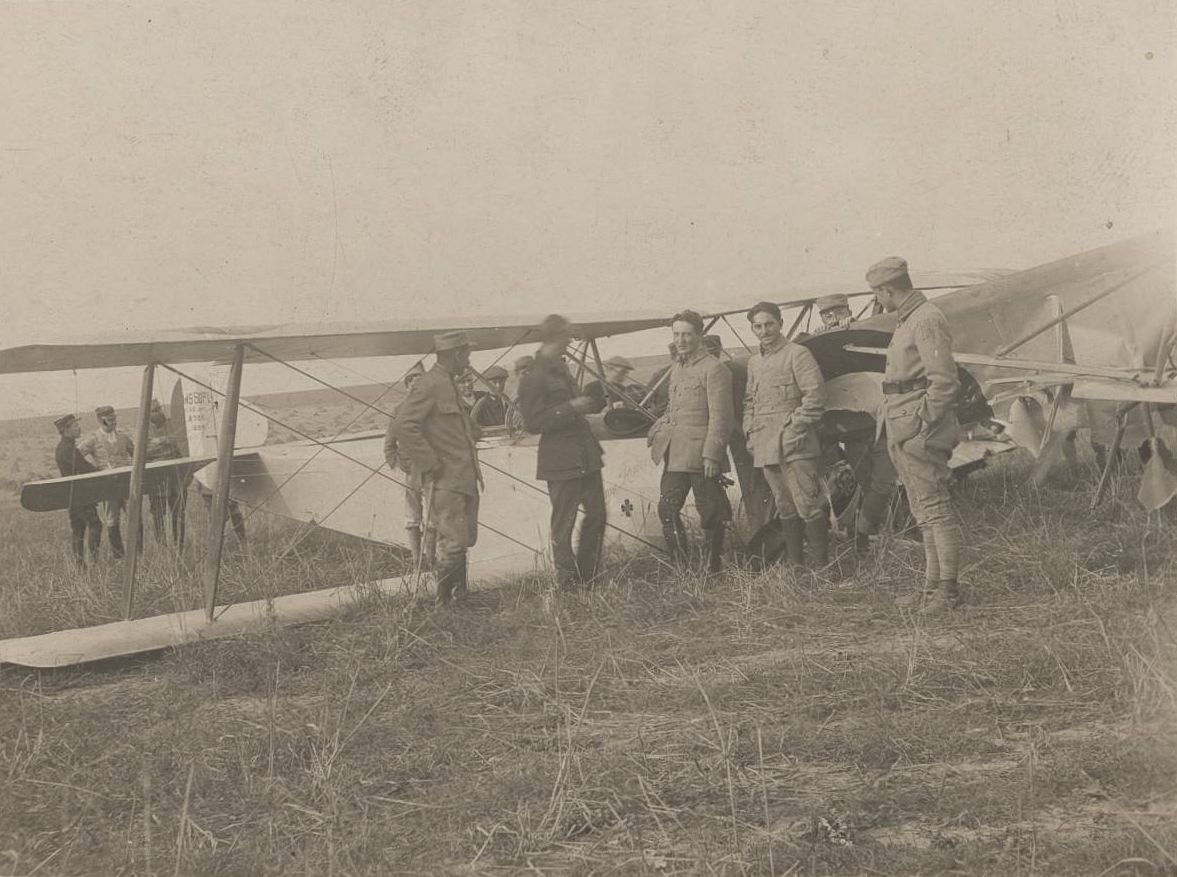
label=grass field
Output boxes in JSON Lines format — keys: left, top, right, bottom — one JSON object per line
{"left": 0, "top": 453, "right": 1175, "bottom": 876}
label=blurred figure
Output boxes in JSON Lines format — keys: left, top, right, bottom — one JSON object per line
{"left": 78, "top": 405, "right": 134, "bottom": 559}
{"left": 471, "top": 365, "right": 512, "bottom": 427}
{"left": 810, "top": 294, "right": 899, "bottom": 553}
{"left": 145, "top": 399, "right": 187, "bottom": 546}
{"left": 53, "top": 413, "right": 102, "bottom": 567}
{"left": 506, "top": 355, "right": 535, "bottom": 435}
{"left": 648, "top": 312, "right": 734, "bottom": 572}
{"left": 517, "top": 315, "right": 607, "bottom": 588}
{"left": 585, "top": 355, "right": 643, "bottom": 411}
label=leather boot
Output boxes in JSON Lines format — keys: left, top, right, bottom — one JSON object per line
{"left": 435, "top": 563, "right": 458, "bottom": 606}
{"left": 805, "top": 517, "right": 829, "bottom": 568}
{"left": 408, "top": 528, "right": 423, "bottom": 570}
{"left": 854, "top": 531, "right": 871, "bottom": 556}
{"left": 454, "top": 553, "right": 469, "bottom": 599}
{"left": 704, "top": 527, "right": 725, "bottom": 574}
{"left": 920, "top": 579, "right": 963, "bottom": 614}
{"left": 661, "top": 524, "right": 688, "bottom": 565}
{"left": 108, "top": 525, "right": 125, "bottom": 560}
{"left": 781, "top": 518, "right": 805, "bottom": 566}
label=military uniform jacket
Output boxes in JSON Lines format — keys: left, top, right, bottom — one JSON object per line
{"left": 392, "top": 364, "right": 482, "bottom": 496}
{"left": 883, "top": 291, "right": 960, "bottom": 447}
{"left": 77, "top": 428, "right": 134, "bottom": 469}
{"left": 56, "top": 437, "right": 98, "bottom": 478}
{"left": 743, "top": 336, "right": 825, "bottom": 466}
{"left": 647, "top": 348, "right": 733, "bottom": 472}
{"left": 517, "top": 352, "right": 604, "bottom": 482}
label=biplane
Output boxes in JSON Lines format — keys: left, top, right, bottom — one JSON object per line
{"left": 1, "top": 229, "right": 1172, "bottom": 667}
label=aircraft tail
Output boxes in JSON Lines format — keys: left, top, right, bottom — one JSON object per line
{"left": 168, "top": 364, "right": 269, "bottom": 457}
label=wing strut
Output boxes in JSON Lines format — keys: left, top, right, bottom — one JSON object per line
{"left": 121, "top": 362, "right": 156, "bottom": 619}
{"left": 203, "top": 344, "right": 245, "bottom": 620}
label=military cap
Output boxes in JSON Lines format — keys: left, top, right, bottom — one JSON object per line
{"left": 54, "top": 413, "right": 78, "bottom": 432}
{"left": 433, "top": 330, "right": 471, "bottom": 352}
{"left": 513, "top": 354, "right": 535, "bottom": 375}
{"left": 603, "top": 355, "right": 634, "bottom": 371}
{"left": 865, "top": 257, "right": 910, "bottom": 288}
{"left": 537, "top": 314, "right": 575, "bottom": 342}
{"left": 816, "top": 293, "right": 850, "bottom": 313}
{"left": 95, "top": 405, "right": 116, "bottom": 418}
{"left": 403, "top": 363, "right": 426, "bottom": 386}
{"left": 483, "top": 365, "right": 509, "bottom": 381}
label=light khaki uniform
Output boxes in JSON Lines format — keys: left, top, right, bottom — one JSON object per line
{"left": 743, "top": 336, "right": 826, "bottom": 522}
{"left": 883, "top": 291, "right": 960, "bottom": 532}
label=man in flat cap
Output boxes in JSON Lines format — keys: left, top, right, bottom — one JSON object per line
{"left": 78, "top": 404, "right": 135, "bottom": 559}
{"left": 744, "top": 301, "right": 829, "bottom": 568}
{"left": 53, "top": 413, "right": 103, "bottom": 567}
{"left": 471, "top": 365, "right": 513, "bottom": 428}
{"left": 868, "top": 256, "right": 963, "bottom": 612}
{"left": 584, "top": 355, "right": 643, "bottom": 412}
{"left": 517, "top": 314, "right": 607, "bottom": 588}
{"left": 385, "top": 362, "right": 434, "bottom": 572}
{"left": 393, "top": 334, "right": 482, "bottom": 604}
{"left": 648, "top": 310, "right": 734, "bottom": 572}
{"left": 809, "top": 293, "right": 900, "bottom": 554}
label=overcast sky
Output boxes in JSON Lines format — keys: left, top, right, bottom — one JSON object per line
{"left": 2, "top": 0, "right": 1173, "bottom": 417}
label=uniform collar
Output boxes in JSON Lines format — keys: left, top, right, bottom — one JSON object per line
{"left": 758, "top": 334, "right": 787, "bottom": 356}
{"left": 895, "top": 290, "right": 928, "bottom": 324}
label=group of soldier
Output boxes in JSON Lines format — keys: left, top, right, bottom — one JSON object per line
{"left": 385, "top": 255, "right": 966, "bottom": 613}
{"left": 52, "top": 400, "right": 245, "bottom": 568}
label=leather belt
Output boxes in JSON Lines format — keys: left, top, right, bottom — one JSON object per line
{"left": 882, "top": 377, "right": 930, "bottom": 395}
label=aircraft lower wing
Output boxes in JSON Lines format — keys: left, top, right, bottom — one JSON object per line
{"left": 20, "top": 453, "right": 258, "bottom": 512}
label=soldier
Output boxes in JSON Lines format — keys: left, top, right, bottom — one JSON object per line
{"left": 868, "top": 257, "right": 963, "bottom": 611}
{"left": 78, "top": 405, "right": 134, "bottom": 559}
{"left": 648, "top": 312, "right": 734, "bottom": 572}
{"left": 584, "top": 355, "right": 643, "bottom": 411}
{"left": 506, "top": 356, "right": 534, "bottom": 435}
{"left": 517, "top": 314, "right": 607, "bottom": 588}
{"left": 811, "top": 294, "right": 899, "bottom": 554}
{"left": 471, "top": 365, "right": 512, "bottom": 427}
{"left": 393, "top": 332, "right": 482, "bottom": 605}
{"left": 145, "top": 399, "right": 186, "bottom": 546}
{"left": 744, "top": 301, "right": 829, "bottom": 568}
{"left": 53, "top": 413, "right": 103, "bottom": 566}
{"left": 816, "top": 293, "right": 855, "bottom": 331}
{"left": 384, "top": 363, "right": 434, "bottom": 571}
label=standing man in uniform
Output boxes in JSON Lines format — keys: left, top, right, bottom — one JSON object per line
{"left": 744, "top": 302, "right": 829, "bottom": 568}
{"left": 868, "top": 257, "right": 963, "bottom": 611}
{"left": 471, "top": 365, "right": 512, "bottom": 427}
{"left": 385, "top": 363, "right": 433, "bottom": 571}
{"left": 393, "top": 333, "right": 482, "bottom": 605}
{"left": 145, "top": 399, "right": 186, "bottom": 546}
{"left": 811, "top": 294, "right": 899, "bottom": 554}
{"left": 53, "top": 413, "right": 103, "bottom": 566}
{"left": 78, "top": 405, "right": 134, "bottom": 559}
{"left": 517, "top": 315, "right": 607, "bottom": 588}
{"left": 648, "top": 312, "right": 734, "bottom": 572}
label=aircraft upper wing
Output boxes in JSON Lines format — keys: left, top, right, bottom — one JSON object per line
{"left": 0, "top": 271, "right": 1001, "bottom": 375}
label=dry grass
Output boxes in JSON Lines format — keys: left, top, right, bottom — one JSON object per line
{"left": 0, "top": 452, "right": 1176, "bottom": 875}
